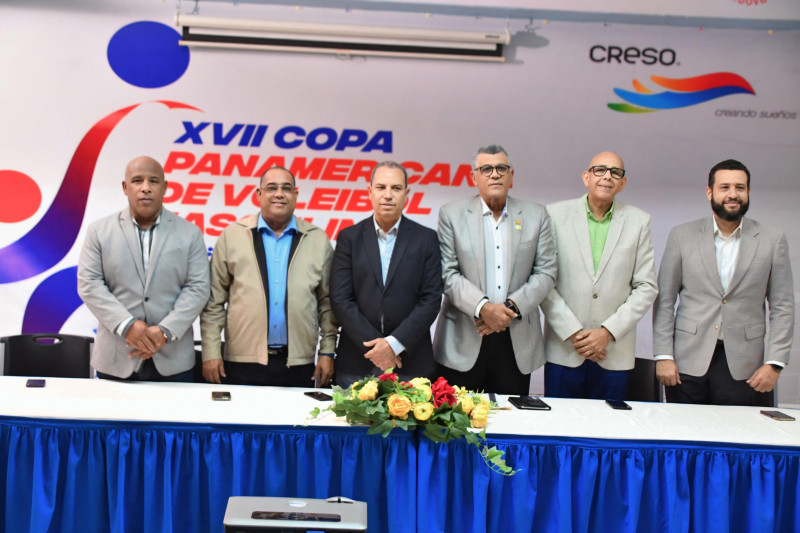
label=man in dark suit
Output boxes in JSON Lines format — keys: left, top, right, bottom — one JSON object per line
{"left": 331, "top": 161, "right": 443, "bottom": 387}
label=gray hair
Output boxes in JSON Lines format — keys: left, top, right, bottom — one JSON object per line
{"left": 370, "top": 161, "right": 408, "bottom": 187}
{"left": 472, "top": 144, "right": 512, "bottom": 169}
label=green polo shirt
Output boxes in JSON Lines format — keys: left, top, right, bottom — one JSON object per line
{"left": 585, "top": 195, "right": 614, "bottom": 274}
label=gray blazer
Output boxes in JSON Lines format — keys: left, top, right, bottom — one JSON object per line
{"left": 542, "top": 197, "right": 658, "bottom": 371}
{"left": 78, "top": 208, "right": 210, "bottom": 377}
{"left": 652, "top": 216, "right": 794, "bottom": 380}
{"left": 433, "top": 195, "right": 557, "bottom": 374}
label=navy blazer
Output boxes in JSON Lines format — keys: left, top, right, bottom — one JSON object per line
{"left": 330, "top": 215, "right": 443, "bottom": 378}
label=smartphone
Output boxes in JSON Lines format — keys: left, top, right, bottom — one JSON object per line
{"left": 211, "top": 391, "right": 231, "bottom": 401}
{"left": 304, "top": 391, "right": 333, "bottom": 401}
{"left": 761, "top": 410, "right": 795, "bottom": 421}
{"left": 606, "top": 399, "right": 632, "bottom": 410}
{"left": 26, "top": 379, "right": 46, "bottom": 388}
{"left": 508, "top": 396, "right": 551, "bottom": 410}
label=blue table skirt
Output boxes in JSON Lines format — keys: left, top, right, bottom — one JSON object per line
{"left": 2, "top": 416, "right": 799, "bottom": 533}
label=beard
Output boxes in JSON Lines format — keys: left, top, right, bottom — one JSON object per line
{"left": 711, "top": 197, "right": 749, "bottom": 222}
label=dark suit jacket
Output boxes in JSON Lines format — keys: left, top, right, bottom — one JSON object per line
{"left": 331, "top": 215, "right": 443, "bottom": 378}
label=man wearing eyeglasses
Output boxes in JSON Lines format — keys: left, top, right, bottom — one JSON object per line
{"left": 652, "top": 159, "right": 793, "bottom": 406}
{"left": 541, "top": 151, "right": 657, "bottom": 401}
{"left": 433, "top": 144, "right": 557, "bottom": 395}
{"left": 200, "top": 166, "right": 338, "bottom": 387}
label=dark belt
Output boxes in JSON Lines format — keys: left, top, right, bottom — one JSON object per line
{"left": 268, "top": 346, "right": 288, "bottom": 357}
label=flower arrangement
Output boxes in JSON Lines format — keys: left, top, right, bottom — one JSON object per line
{"left": 309, "top": 371, "right": 516, "bottom": 475}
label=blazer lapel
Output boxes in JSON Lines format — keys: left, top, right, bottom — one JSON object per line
{"left": 468, "top": 196, "right": 487, "bottom": 290}
{"left": 119, "top": 209, "right": 146, "bottom": 287}
{"left": 385, "top": 217, "right": 410, "bottom": 291}
{"left": 144, "top": 211, "right": 170, "bottom": 290}
{"left": 595, "top": 204, "right": 624, "bottom": 281}
{"left": 725, "top": 219, "right": 759, "bottom": 296}
{"left": 571, "top": 200, "right": 595, "bottom": 279}
{"left": 698, "top": 218, "right": 724, "bottom": 296}
{"left": 505, "top": 200, "right": 522, "bottom": 289}
{"left": 362, "top": 219, "right": 384, "bottom": 290}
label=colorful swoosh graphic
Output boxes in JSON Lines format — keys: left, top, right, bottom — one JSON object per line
{"left": 608, "top": 72, "right": 755, "bottom": 113}
{"left": 0, "top": 100, "right": 200, "bottom": 284}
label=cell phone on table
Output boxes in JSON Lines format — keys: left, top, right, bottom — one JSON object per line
{"left": 508, "top": 396, "right": 551, "bottom": 410}
{"left": 26, "top": 379, "right": 46, "bottom": 388}
{"left": 304, "top": 391, "right": 333, "bottom": 401}
{"left": 761, "top": 410, "right": 795, "bottom": 421}
{"left": 606, "top": 399, "right": 632, "bottom": 410}
{"left": 211, "top": 391, "right": 231, "bottom": 401}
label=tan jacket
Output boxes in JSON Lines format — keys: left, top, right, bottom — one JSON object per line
{"left": 200, "top": 214, "right": 337, "bottom": 367}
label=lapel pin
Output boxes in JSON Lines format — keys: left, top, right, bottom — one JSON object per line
{"left": 514, "top": 218, "right": 522, "bottom": 231}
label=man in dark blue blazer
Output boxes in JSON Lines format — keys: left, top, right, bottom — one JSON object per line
{"left": 331, "top": 161, "right": 443, "bottom": 387}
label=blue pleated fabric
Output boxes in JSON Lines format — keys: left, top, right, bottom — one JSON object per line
{"left": 417, "top": 435, "right": 800, "bottom": 533}
{"left": 0, "top": 417, "right": 415, "bottom": 533}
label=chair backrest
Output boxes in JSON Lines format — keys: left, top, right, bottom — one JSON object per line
{"left": 626, "top": 356, "right": 663, "bottom": 402}
{"left": 1, "top": 334, "right": 93, "bottom": 378}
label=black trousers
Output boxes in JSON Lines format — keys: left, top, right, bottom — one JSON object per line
{"left": 224, "top": 355, "right": 316, "bottom": 388}
{"left": 437, "top": 329, "right": 530, "bottom": 395}
{"left": 665, "top": 340, "right": 773, "bottom": 407}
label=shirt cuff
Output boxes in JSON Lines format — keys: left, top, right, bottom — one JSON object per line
{"left": 475, "top": 298, "right": 489, "bottom": 319}
{"left": 385, "top": 336, "right": 405, "bottom": 357}
{"left": 158, "top": 325, "right": 176, "bottom": 342}
{"left": 116, "top": 316, "right": 136, "bottom": 337}
{"left": 318, "top": 352, "right": 336, "bottom": 359}
{"left": 653, "top": 354, "right": 674, "bottom": 361}
{"left": 764, "top": 360, "right": 785, "bottom": 369}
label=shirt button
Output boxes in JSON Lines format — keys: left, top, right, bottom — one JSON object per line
{"left": 714, "top": 324, "right": 719, "bottom": 330}
{"left": 592, "top": 294, "right": 598, "bottom": 299}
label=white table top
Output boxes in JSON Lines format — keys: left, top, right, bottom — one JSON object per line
{"left": 0, "top": 377, "right": 798, "bottom": 448}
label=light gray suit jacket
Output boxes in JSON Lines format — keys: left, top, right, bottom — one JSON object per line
{"left": 78, "top": 208, "right": 210, "bottom": 377}
{"left": 652, "top": 216, "right": 794, "bottom": 380}
{"left": 541, "top": 197, "right": 658, "bottom": 371}
{"left": 433, "top": 195, "right": 557, "bottom": 374}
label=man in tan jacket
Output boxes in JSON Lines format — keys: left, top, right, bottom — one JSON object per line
{"left": 200, "top": 166, "right": 338, "bottom": 387}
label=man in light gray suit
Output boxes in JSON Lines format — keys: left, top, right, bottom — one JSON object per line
{"left": 653, "top": 159, "right": 794, "bottom": 405}
{"left": 78, "top": 156, "right": 210, "bottom": 382}
{"left": 433, "top": 144, "right": 557, "bottom": 395}
{"left": 541, "top": 151, "right": 657, "bottom": 400}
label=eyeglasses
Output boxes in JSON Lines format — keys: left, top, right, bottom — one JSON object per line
{"left": 260, "top": 184, "right": 296, "bottom": 194}
{"left": 474, "top": 164, "right": 512, "bottom": 177}
{"left": 588, "top": 166, "right": 625, "bottom": 180}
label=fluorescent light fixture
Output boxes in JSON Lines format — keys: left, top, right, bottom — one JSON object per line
{"left": 175, "top": 13, "right": 510, "bottom": 62}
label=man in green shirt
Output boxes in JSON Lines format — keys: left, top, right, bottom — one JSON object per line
{"left": 540, "top": 151, "right": 658, "bottom": 400}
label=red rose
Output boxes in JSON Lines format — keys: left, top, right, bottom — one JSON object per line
{"left": 379, "top": 372, "right": 397, "bottom": 382}
{"left": 431, "top": 376, "right": 456, "bottom": 408}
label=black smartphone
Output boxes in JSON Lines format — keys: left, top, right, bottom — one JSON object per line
{"left": 26, "top": 379, "right": 46, "bottom": 388}
{"left": 606, "top": 399, "right": 632, "bottom": 410}
{"left": 304, "top": 391, "right": 333, "bottom": 401}
{"left": 761, "top": 410, "right": 795, "bottom": 421}
{"left": 508, "top": 396, "right": 551, "bottom": 410}
{"left": 211, "top": 391, "right": 231, "bottom": 401}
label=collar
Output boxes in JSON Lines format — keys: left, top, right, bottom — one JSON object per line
{"left": 373, "top": 216, "right": 401, "bottom": 237}
{"left": 257, "top": 213, "right": 297, "bottom": 236}
{"left": 131, "top": 211, "right": 162, "bottom": 230}
{"left": 712, "top": 217, "right": 743, "bottom": 238}
{"left": 480, "top": 198, "right": 508, "bottom": 218}
{"left": 584, "top": 195, "right": 614, "bottom": 222}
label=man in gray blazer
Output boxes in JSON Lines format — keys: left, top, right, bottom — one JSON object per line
{"left": 78, "top": 156, "right": 210, "bottom": 382}
{"left": 541, "top": 151, "right": 657, "bottom": 400}
{"left": 433, "top": 145, "right": 557, "bottom": 395}
{"left": 652, "top": 159, "right": 794, "bottom": 405}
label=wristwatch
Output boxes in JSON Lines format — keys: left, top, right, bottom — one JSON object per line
{"left": 504, "top": 299, "right": 522, "bottom": 320}
{"left": 769, "top": 364, "right": 783, "bottom": 372}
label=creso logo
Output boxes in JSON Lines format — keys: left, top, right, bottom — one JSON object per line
{"left": 590, "top": 45, "right": 677, "bottom": 66}
{"left": 607, "top": 72, "right": 755, "bottom": 113}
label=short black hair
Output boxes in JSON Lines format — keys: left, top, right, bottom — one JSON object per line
{"left": 260, "top": 165, "right": 296, "bottom": 187}
{"left": 708, "top": 159, "right": 750, "bottom": 188}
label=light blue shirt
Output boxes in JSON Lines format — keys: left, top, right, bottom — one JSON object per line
{"left": 258, "top": 214, "right": 297, "bottom": 347}
{"left": 373, "top": 216, "right": 405, "bottom": 356}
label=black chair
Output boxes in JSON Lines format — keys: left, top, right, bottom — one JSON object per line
{"left": 626, "top": 356, "right": 663, "bottom": 402}
{"left": 1, "top": 334, "right": 93, "bottom": 378}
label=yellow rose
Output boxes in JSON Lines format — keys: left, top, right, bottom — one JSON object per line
{"left": 409, "top": 378, "right": 433, "bottom": 401}
{"left": 458, "top": 395, "right": 475, "bottom": 415}
{"left": 471, "top": 403, "right": 490, "bottom": 428}
{"left": 357, "top": 380, "right": 379, "bottom": 401}
{"left": 387, "top": 393, "right": 413, "bottom": 419}
{"left": 413, "top": 402, "right": 434, "bottom": 421}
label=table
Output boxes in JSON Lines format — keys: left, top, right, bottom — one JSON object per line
{"left": 1, "top": 377, "right": 798, "bottom": 533}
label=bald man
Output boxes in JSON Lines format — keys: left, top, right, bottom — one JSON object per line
{"left": 540, "top": 151, "right": 657, "bottom": 400}
{"left": 78, "top": 156, "right": 210, "bottom": 382}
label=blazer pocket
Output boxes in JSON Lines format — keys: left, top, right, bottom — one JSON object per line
{"left": 675, "top": 315, "right": 697, "bottom": 334}
{"left": 744, "top": 322, "right": 766, "bottom": 340}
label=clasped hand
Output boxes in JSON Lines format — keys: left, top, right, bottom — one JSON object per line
{"left": 125, "top": 320, "right": 166, "bottom": 359}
